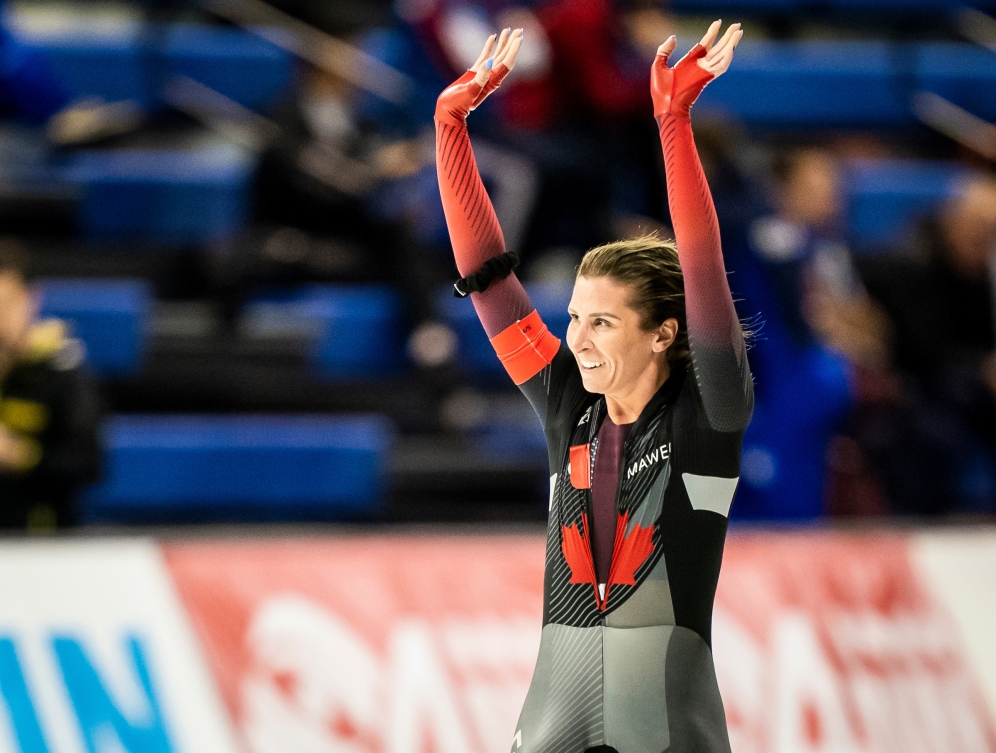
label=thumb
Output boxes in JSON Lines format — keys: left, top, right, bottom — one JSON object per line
{"left": 657, "top": 36, "right": 677, "bottom": 61}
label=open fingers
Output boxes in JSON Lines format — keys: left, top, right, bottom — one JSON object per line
{"left": 702, "top": 28, "right": 742, "bottom": 74}
{"left": 705, "top": 23, "right": 740, "bottom": 63}
{"left": 492, "top": 27, "right": 511, "bottom": 62}
{"left": 698, "top": 19, "right": 722, "bottom": 50}
{"left": 494, "top": 28, "right": 523, "bottom": 70}
{"left": 473, "top": 32, "right": 500, "bottom": 86}
{"left": 471, "top": 34, "right": 497, "bottom": 72}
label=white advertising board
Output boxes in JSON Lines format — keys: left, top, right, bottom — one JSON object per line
{"left": 0, "top": 538, "right": 239, "bottom": 753}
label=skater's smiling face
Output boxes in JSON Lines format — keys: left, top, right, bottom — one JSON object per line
{"left": 567, "top": 275, "right": 677, "bottom": 402}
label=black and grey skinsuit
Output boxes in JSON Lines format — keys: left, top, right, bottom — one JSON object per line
{"left": 435, "top": 55, "right": 753, "bottom": 753}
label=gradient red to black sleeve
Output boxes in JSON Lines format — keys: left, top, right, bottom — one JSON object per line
{"left": 435, "top": 120, "right": 535, "bottom": 341}
{"left": 657, "top": 110, "right": 753, "bottom": 433}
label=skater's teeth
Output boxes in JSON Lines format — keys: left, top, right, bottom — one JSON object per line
{"left": 581, "top": 360, "right": 604, "bottom": 369}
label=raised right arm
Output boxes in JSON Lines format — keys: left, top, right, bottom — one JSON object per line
{"left": 651, "top": 23, "right": 752, "bottom": 434}
{"left": 435, "top": 31, "right": 562, "bottom": 407}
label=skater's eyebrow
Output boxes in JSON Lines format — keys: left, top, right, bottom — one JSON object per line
{"left": 567, "top": 307, "right": 621, "bottom": 320}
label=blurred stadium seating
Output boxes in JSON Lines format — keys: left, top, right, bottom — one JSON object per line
{"left": 39, "top": 277, "right": 151, "bottom": 376}
{"left": 692, "top": 40, "right": 996, "bottom": 127}
{"left": 2, "top": 4, "right": 996, "bottom": 753}
{"left": 243, "top": 284, "right": 404, "bottom": 376}
{"left": 846, "top": 159, "right": 966, "bottom": 248}
{"left": 12, "top": 23, "right": 291, "bottom": 111}
{"left": 82, "top": 413, "right": 395, "bottom": 523}
{"left": 62, "top": 146, "right": 254, "bottom": 244}
{"left": 0, "top": 0, "right": 990, "bottom": 525}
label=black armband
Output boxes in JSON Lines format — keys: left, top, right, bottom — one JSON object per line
{"left": 453, "top": 251, "right": 519, "bottom": 298}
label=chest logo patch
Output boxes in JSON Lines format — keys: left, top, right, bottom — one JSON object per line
{"left": 568, "top": 444, "right": 591, "bottom": 489}
{"left": 626, "top": 442, "right": 672, "bottom": 480}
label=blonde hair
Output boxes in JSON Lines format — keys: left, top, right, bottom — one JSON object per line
{"left": 577, "top": 233, "right": 690, "bottom": 371}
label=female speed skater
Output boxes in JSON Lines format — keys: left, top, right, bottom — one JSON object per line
{"left": 435, "top": 21, "right": 750, "bottom": 753}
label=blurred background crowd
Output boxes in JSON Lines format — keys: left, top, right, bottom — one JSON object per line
{"left": 1, "top": 0, "right": 996, "bottom": 530}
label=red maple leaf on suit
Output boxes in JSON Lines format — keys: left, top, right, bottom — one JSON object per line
{"left": 561, "top": 512, "right": 655, "bottom": 609}
{"left": 561, "top": 517, "right": 596, "bottom": 586}
{"left": 607, "top": 511, "right": 654, "bottom": 587}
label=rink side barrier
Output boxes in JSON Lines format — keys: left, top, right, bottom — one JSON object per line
{"left": 1, "top": 529, "right": 996, "bottom": 753}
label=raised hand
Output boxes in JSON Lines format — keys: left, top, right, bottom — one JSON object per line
{"left": 651, "top": 20, "right": 742, "bottom": 119}
{"left": 435, "top": 28, "right": 524, "bottom": 126}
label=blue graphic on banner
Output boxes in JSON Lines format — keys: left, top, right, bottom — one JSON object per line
{"left": 0, "top": 634, "right": 174, "bottom": 753}
{"left": 0, "top": 639, "right": 49, "bottom": 753}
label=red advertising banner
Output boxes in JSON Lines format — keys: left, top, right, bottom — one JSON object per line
{"left": 163, "top": 532, "right": 996, "bottom": 753}
{"left": 713, "top": 533, "right": 996, "bottom": 753}
{"left": 164, "top": 534, "right": 546, "bottom": 753}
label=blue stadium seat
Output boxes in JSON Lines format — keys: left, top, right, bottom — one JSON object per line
{"left": 687, "top": 40, "right": 996, "bottom": 128}
{"left": 61, "top": 146, "right": 254, "bottom": 245}
{"left": 472, "top": 412, "right": 547, "bottom": 459}
{"left": 243, "top": 285, "right": 404, "bottom": 376}
{"left": 697, "top": 41, "right": 910, "bottom": 127}
{"left": 81, "top": 414, "right": 396, "bottom": 522}
{"left": 14, "top": 24, "right": 292, "bottom": 111}
{"left": 845, "top": 159, "right": 965, "bottom": 249}
{"left": 439, "top": 281, "right": 572, "bottom": 380}
{"left": 38, "top": 278, "right": 151, "bottom": 377}
{"left": 917, "top": 43, "right": 996, "bottom": 122}
{"left": 164, "top": 25, "right": 293, "bottom": 111}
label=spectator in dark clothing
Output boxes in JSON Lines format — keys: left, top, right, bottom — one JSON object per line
{"left": 859, "top": 175, "right": 996, "bottom": 514}
{"left": 394, "top": 0, "right": 668, "bottom": 255}
{"left": 0, "top": 242, "right": 101, "bottom": 530}
{"left": 499, "top": 0, "right": 668, "bottom": 254}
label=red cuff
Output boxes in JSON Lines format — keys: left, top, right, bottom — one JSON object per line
{"left": 489, "top": 309, "right": 561, "bottom": 385}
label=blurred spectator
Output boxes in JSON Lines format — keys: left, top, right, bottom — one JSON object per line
{"left": 748, "top": 148, "right": 878, "bottom": 348}
{"left": 730, "top": 146, "right": 873, "bottom": 519}
{"left": 0, "top": 242, "right": 101, "bottom": 531}
{"left": 692, "top": 118, "right": 768, "bottom": 251}
{"left": 497, "top": 0, "right": 668, "bottom": 258}
{"left": 858, "top": 174, "right": 996, "bottom": 514}
{"left": 499, "top": 0, "right": 650, "bottom": 130}
{"left": 390, "top": 0, "right": 667, "bottom": 260}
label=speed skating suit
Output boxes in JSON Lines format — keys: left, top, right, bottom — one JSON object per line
{"left": 435, "top": 44, "right": 753, "bottom": 753}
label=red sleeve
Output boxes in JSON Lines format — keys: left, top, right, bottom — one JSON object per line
{"left": 435, "top": 79, "right": 560, "bottom": 386}
{"left": 657, "top": 96, "right": 753, "bottom": 432}
{"left": 436, "top": 116, "right": 535, "bottom": 338}
{"left": 658, "top": 112, "right": 735, "bottom": 349}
